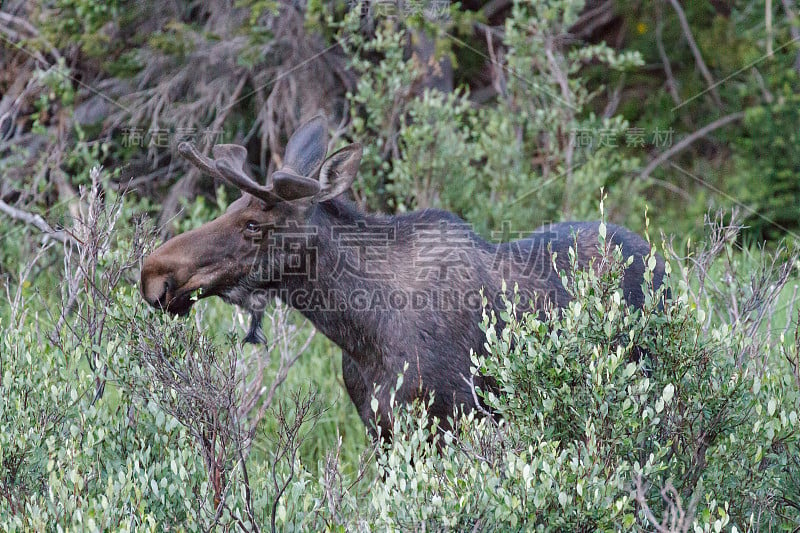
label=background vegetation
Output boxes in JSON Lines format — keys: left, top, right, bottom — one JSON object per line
{"left": 1, "top": 0, "right": 799, "bottom": 530}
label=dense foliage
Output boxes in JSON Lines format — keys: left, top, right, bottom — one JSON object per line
{"left": 2, "top": 185, "right": 797, "bottom": 530}
{"left": 2, "top": 0, "right": 800, "bottom": 530}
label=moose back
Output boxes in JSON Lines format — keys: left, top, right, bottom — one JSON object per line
{"left": 141, "top": 116, "right": 665, "bottom": 438}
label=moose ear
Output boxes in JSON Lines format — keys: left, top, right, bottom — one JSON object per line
{"left": 314, "top": 144, "right": 362, "bottom": 202}
{"left": 283, "top": 115, "right": 329, "bottom": 178}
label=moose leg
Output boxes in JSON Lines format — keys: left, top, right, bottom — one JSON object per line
{"left": 341, "top": 351, "right": 374, "bottom": 430}
{"left": 341, "top": 350, "right": 396, "bottom": 440}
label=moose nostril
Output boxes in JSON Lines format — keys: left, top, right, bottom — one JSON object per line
{"left": 151, "top": 281, "right": 166, "bottom": 307}
{"left": 142, "top": 272, "right": 174, "bottom": 309}
{"left": 155, "top": 278, "right": 174, "bottom": 308}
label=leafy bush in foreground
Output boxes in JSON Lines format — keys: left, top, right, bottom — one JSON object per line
{"left": 1, "top": 173, "right": 798, "bottom": 531}
{"left": 335, "top": 216, "right": 799, "bottom": 531}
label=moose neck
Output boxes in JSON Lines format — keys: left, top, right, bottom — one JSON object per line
{"left": 270, "top": 198, "right": 525, "bottom": 365}
{"left": 276, "top": 198, "right": 401, "bottom": 359}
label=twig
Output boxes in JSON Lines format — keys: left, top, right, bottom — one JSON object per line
{"left": 751, "top": 67, "right": 774, "bottom": 103}
{"left": 638, "top": 111, "right": 744, "bottom": 180}
{"left": 569, "top": 0, "right": 616, "bottom": 39}
{"left": 0, "top": 198, "right": 69, "bottom": 243}
{"left": 655, "top": 2, "right": 682, "bottom": 107}
{"left": 602, "top": 73, "right": 625, "bottom": 119}
{"left": 235, "top": 416, "right": 260, "bottom": 533}
{"left": 782, "top": 285, "right": 798, "bottom": 340}
{"left": 460, "top": 373, "right": 497, "bottom": 423}
{"left": 6, "top": 242, "right": 53, "bottom": 325}
{"left": 666, "top": 0, "right": 722, "bottom": 108}
{"left": 481, "top": 0, "right": 511, "bottom": 20}
{"left": 0, "top": 12, "right": 61, "bottom": 62}
{"left": 780, "top": 0, "right": 800, "bottom": 75}
{"left": 485, "top": 23, "right": 507, "bottom": 99}
{"left": 633, "top": 475, "right": 699, "bottom": 532}
{"left": 643, "top": 177, "right": 693, "bottom": 201}
{"left": 254, "top": 326, "right": 316, "bottom": 424}
{"left": 766, "top": 0, "right": 773, "bottom": 57}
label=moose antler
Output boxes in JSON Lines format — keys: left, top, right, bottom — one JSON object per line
{"left": 177, "top": 141, "right": 222, "bottom": 178}
{"left": 178, "top": 114, "right": 332, "bottom": 203}
{"left": 212, "top": 144, "right": 285, "bottom": 203}
{"left": 178, "top": 141, "right": 282, "bottom": 204}
{"left": 214, "top": 145, "right": 321, "bottom": 202}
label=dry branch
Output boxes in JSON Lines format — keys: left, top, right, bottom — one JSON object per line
{"left": 638, "top": 112, "right": 744, "bottom": 180}
{"left": 569, "top": 0, "right": 616, "bottom": 39}
{"left": 666, "top": 0, "right": 722, "bottom": 108}
{"left": 633, "top": 475, "right": 699, "bottom": 532}
{"left": 0, "top": 11, "right": 60, "bottom": 64}
{"left": 655, "top": 2, "right": 681, "bottom": 107}
{"left": 481, "top": 0, "right": 512, "bottom": 20}
{"left": 781, "top": 0, "right": 800, "bottom": 75}
{"left": 0, "top": 197, "right": 68, "bottom": 243}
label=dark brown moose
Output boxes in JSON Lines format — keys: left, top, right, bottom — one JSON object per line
{"left": 141, "top": 116, "right": 665, "bottom": 438}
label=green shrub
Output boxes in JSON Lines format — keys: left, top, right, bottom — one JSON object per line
{"left": 339, "top": 0, "right": 644, "bottom": 237}
{"left": 335, "top": 213, "right": 799, "bottom": 531}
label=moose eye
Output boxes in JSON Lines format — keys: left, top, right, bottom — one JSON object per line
{"left": 244, "top": 220, "right": 260, "bottom": 233}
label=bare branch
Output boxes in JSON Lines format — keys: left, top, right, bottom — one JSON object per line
{"left": 602, "top": 73, "right": 625, "bottom": 119}
{"left": 781, "top": 0, "right": 800, "bottom": 75}
{"left": 569, "top": 0, "right": 616, "bottom": 39}
{"left": 633, "top": 475, "right": 699, "bottom": 532}
{"left": 0, "top": 197, "right": 69, "bottom": 243}
{"left": 460, "top": 372, "right": 496, "bottom": 422}
{"left": 638, "top": 112, "right": 744, "bottom": 180}
{"left": 0, "top": 11, "right": 61, "bottom": 62}
{"left": 655, "top": 2, "right": 681, "bottom": 107}
{"left": 481, "top": 0, "right": 511, "bottom": 20}
{"left": 666, "top": 0, "right": 722, "bottom": 108}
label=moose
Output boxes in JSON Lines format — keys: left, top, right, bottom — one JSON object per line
{"left": 141, "top": 115, "right": 665, "bottom": 438}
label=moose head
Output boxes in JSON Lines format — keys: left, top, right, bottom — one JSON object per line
{"left": 140, "top": 116, "right": 361, "bottom": 335}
